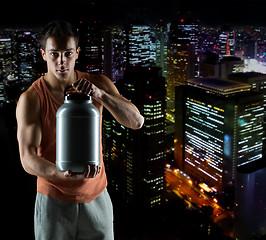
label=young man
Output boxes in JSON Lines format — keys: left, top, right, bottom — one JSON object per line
{"left": 16, "top": 21, "right": 144, "bottom": 240}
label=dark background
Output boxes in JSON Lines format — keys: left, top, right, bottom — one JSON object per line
{"left": 1, "top": 0, "right": 266, "bottom": 27}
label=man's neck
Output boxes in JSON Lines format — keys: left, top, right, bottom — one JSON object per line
{"left": 44, "top": 70, "right": 77, "bottom": 92}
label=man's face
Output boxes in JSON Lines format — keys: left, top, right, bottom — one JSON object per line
{"left": 41, "top": 36, "right": 80, "bottom": 81}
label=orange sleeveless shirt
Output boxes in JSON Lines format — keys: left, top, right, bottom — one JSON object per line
{"left": 32, "top": 70, "right": 107, "bottom": 203}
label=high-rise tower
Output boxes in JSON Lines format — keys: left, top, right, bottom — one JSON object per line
{"left": 124, "top": 24, "right": 156, "bottom": 68}
{"left": 175, "top": 77, "right": 264, "bottom": 194}
{"left": 103, "top": 67, "right": 166, "bottom": 208}
{"left": 166, "top": 18, "right": 198, "bottom": 122}
{"left": 78, "top": 20, "right": 104, "bottom": 74}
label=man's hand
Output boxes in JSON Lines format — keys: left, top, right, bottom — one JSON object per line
{"left": 64, "top": 165, "right": 101, "bottom": 180}
{"left": 72, "top": 78, "right": 94, "bottom": 95}
{"left": 72, "top": 78, "right": 104, "bottom": 104}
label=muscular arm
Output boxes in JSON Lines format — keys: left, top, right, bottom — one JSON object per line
{"left": 16, "top": 87, "right": 63, "bottom": 179}
{"left": 16, "top": 88, "right": 99, "bottom": 180}
{"left": 73, "top": 75, "right": 144, "bottom": 130}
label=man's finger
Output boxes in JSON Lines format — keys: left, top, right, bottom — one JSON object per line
{"left": 64, "top": 170, "right": 72, "bottom": 177}
{"left": 83, "top": 165, "right": 89, "bottom": 177}
{"left": 97, "top": 166, "right": 101, "bottom": 175}
{"left": 85, "top": 165, "right": 90, "bottom": 178}
{"left": 85, "top": 82, "right": 93, "bottom": 95}
{"left": 90, "top": 165, "right": 97, "bottom": 178}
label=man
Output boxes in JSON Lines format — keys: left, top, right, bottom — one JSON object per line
{"left": 16, "top": 20, "right": 144, "bottom": 240}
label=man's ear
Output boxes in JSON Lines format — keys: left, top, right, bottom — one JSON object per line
{"left": 76, "top": 47, "right": 81, "bottom": 60}
{"left": 40, "top": 48, "right": 47, "bottom": 61}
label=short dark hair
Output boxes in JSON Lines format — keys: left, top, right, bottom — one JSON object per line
{"left": 39, "top": 20, "right": 79, "bottom": 50}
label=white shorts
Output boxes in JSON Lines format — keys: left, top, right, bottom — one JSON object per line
{"left": 34, "top": 189, "right": 114, "bottom": 240}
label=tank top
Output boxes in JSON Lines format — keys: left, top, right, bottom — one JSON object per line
{"left": 32, "top": 70, "right": 107, "bottom": 203}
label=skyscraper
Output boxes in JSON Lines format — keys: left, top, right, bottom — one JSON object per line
{"left": 174, "top": 18, "right": 199, "bottom": 54}
{"left": 228, "top": 72, "right": 266, "bottom": 158}
{"left": 154, "top": 21, "right": 169, "bottom": 78}
{"left": 175, "top": 77, "right": 264, "bottom": 194}
{"left": 217, "top": 24, "right": 236, "bottom": 58}
{"left": 166, "top": 41, "right": 195, "bottom": 113}
{"left": 103, "top": 67, "right": 166, "bottom": 209}
{"left": 218, "top": 27, "right": 235, "bottom": 58}
{"left": 166, "top": 18, "right": 198, "bottom": 122}
{"left": 111, "top": 26, "right": 126, "bottom": 82}
{"left": 200, "top": 55, "right": 244, "bottom": 79}
{"left": 2, "top": 30, "right": 38, "bottom": 103}
{"left": 0, "top": 36, "right": 12, "bottom": 81}
{"left": 0, "top": 35, "right": 13, "bottom": 104}
{"left": 14, "top": 30, "right": 37, "bottom": 83}
{"left": 124, "top": 24, "right": 156, "bottom": 67}
{"left": 78, "top": 20, "right": 104, "bottom": 74}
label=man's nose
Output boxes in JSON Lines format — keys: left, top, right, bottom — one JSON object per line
{"left": 59, "top": 54, "right": 66, "bottom": 65}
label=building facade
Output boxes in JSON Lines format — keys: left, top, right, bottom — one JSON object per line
{"left": 103, "top": 67, "right": 166, "bottom": 208}
{"left": 175, "top": 78, "right": 264, "bottom": 194}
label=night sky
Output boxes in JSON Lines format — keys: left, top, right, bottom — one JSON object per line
{"left": 1, "top": 0, "right": 266, "bottom": 28}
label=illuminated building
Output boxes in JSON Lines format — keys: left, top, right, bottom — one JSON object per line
{"left": 14, "top": 31, "right": 37, "bottom": 83}
{"left": 166, "top": 18, "right": 198, "bottom": 123}
{"left": 220, "top": 56, "right": 244, "bottom": 78}
{"left": 111, "top": 26, "right": 126, "bottom": 82}
{"left": 123, "top": 67, "right": 166, "bottom": 208}
{"left": 218, "top": 28, "right": 235, "bottom": 58}
{"left": 228, "top": 72, "right": 266, "bottom": 158}
{"left": 111, "top": 23, "right": 168, "bottom": 82}
{"left": 0, "top": 36, "right": 12, "bottom": 81}
{"left": 166, "top": 42, "right": 195, "bottom": 113}
{"left": 175, "top": 77, "right": 264, "bottom": 194}
{"left": 0, "top": 36, "right": 13, "bottom": 104}
{"left": 219, "top": 32, "right": 228, "bottom": 56}
{"left": 200, "top": 56, "right": 244, "bottom": 79}
{"left": 103, "top": 67, "right": 166, "bottom": 208}
{"left": 175, "top": 18, "right": 199, "bottom": 54}
{"left": 78, "top": 20, "right": 104, "bottom": 73}
{"left": 111, "top": 24, "right": 162, "bottom": 82}
{"left": 1, "top": 30, "right": 38, "bottom": 103}
{"left": 0, "top": 30, "right": 39, "bottom": 103}
{"left": 154, "top": 22, "right": 169, "bottom": 78}
{"left": 198, "top": 26, "right": 220, "bottom": 55}
{"left": 124, "top": 24, "right": 156, "bottom": 67}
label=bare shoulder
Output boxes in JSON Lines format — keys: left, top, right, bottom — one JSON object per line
{"left": 16, "top": 86, "right": 40, "bottom": 121}
{"left": 89, "top": 74, "right": 119, "bottom": 95}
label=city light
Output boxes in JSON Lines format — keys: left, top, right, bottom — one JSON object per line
{"left": 166, "top": 163, "right": 171, "bottom": 169}
{"left": 244, "top": 59, "right": 266, "bottom": 74}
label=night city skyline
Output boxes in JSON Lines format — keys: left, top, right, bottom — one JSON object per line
{"left": 1, "top": 1, "right": 266, "bottom": 240}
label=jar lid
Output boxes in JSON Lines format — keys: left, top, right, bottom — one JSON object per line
{"left": 65, "top": 93, "right": 92, "bottom": 101}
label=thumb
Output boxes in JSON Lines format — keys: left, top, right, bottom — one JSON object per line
{"left": 64, "top": 170, "right": 72, "bottom": 177}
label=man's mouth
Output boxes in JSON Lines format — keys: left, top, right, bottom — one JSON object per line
{"left": 57, "top": 68, "right": 68, "bottom": 73}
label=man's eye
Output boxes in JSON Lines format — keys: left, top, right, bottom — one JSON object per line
{"left": 51, "top": 52, "right": 59, "bottom": 57}
{"left": 65, "top": 52, "right": 73, "bottom": 57}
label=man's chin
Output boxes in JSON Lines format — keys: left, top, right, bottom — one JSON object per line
{"left": 55, "top": 71, "right": 71, "bottom": 80}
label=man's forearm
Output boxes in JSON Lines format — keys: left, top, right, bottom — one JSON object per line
{"left": 21, "top": 152, "right": 100, "bottom": 180}
{"left": 100, "top": 90, "right": 144, "bottom": 130}
{"left": 71, "top": 77, "right": 144, "bottom": 129}
{"left": 21, "top": 152, "right": 64, "bottom": 180}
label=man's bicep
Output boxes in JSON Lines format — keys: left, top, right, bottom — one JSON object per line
{"left": 16, "top": 91, "right": 42, "bottom": 156}
{"left": 18, "top": 122, "right": 41, "bottom": 156}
